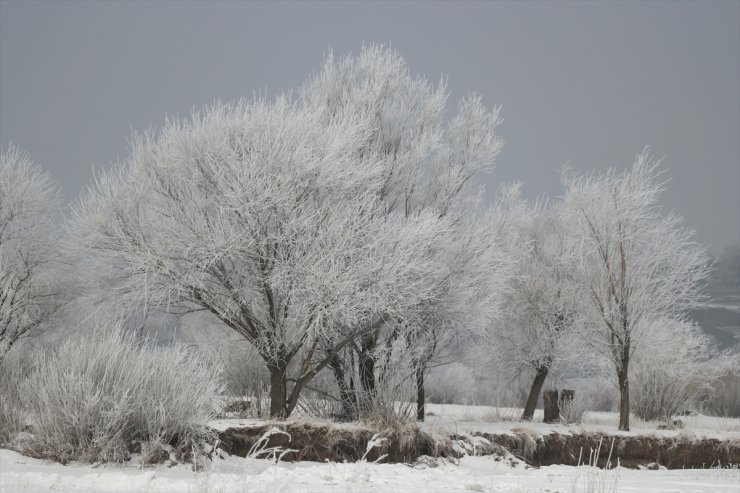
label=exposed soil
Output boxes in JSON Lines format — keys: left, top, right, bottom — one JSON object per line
{"left": 215, "top": 421, "right": 739, "bottom": 469}
{"left": 476, "top": 430, "right": 740, "bottom": 469}
{"left": 216, "top": 421, "right": 443, "bottom": 463}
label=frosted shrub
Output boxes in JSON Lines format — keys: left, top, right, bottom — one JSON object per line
{"left": 24, "top": 327, "right": 223, "bottom": 463}
{"left": 426, "top": 363, "right": 475, "bottom": 404}
{"left": 0, "top": 348, "right": 29, "bottom": 444}
{"left": 365, "top": 338, "right": 418, "bottom": 426}
{"left": 629, "top": 319, "right": 735, "bottom": 421}
{"left": 704, "top": 372, "right": 740, "bottom": 418}
{"left": 560, "top": 393, "right": 592, "bottom": 425}
{"left": 426, "top": 363, "right": 477, "bottom": 404}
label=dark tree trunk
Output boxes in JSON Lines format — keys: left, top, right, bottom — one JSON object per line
{"left": 358, "top": 333, "right": 377, "bottom": 412}
{"left": 618, "top": 358, "right": 630, "bottom": 431}
{"left": 268, "top": 364, "right": 288, "bottom": 418}
{"left": 543, "top": 389, "right": 560, "bottom": 423}
{"left": 329, "top": 352, "right": 356, "bottom": 420}
{"left": 521, "top": 367, "right": 549, "bottom": 421}
{"left": 560, "top": 389, "right": 575, "bottom": 408}
{"left": 416, "top": 366, "right": 425, "bottom": 422}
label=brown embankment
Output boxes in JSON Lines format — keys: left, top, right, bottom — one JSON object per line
{"left": 215, "top": 421, "right": 739, "bottom": 469}
{"left": 475, "top": 431, "right": 739, "bottom": 469}
{"left": 216, "top": 421, "right": 441, "bottom": 463}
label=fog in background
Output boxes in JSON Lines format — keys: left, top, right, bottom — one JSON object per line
{"left": 1, "top": 0, "right": 738, "bottom": 255}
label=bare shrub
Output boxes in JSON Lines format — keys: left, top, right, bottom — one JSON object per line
{"left": 560, "top": 393, "right": 593, "bottom": 425}
{"left": 629, "top": 319, "right": 736, "bottom": 421}
{"left": 216, "top": 341, "right": 270, "bottom": 418}
{"left": 472, "top": 376, "right": 529, "bottom": 409}
{"left": 703, "top": 371, "right": 740, "bottom": 418}
{"left": 426, "top": 363, "right": 477, "bottom": 404}
{"left": 585, "top": 380, "right": 618, "bottom": 413}
{"left": 365, "top": 339, "right": 418, "bottom": 426}
{"left": 23, "top": 327, "right": 224, "bottom": 463}
{"left": 0, "top": 348, "right": 29, "bottom": 444}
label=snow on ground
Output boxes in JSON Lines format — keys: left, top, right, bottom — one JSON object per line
{"left": 208, "top": 416, "right": 374, "bottom": 433}
{"left": 1, "top": 448, "right": 739, "bottom": 493}
{"left": 421, "top": 403, "right": 740, "bottom": 441}
{"left": 3, "top": 405, "right": 739, "bottom": 492}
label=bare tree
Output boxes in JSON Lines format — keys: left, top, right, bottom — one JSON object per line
{"left": 0, "top": 146, "right": 59, "bottom": 359}
{"left": 69, "top": 97, "right": 454, "bottom": 418}
{"left": 561, "top": 150, "right": 710, "bottom": 430}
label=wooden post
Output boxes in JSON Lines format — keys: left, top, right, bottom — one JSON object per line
{"left": 543, "top": 389, "right": 559, "bottom": 423}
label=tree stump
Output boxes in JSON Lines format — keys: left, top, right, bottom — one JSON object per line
{"left": 543, "top": 389, "right": 559, "bottom": 423}
{"left": 560, "top": 389, "right": 575, "bottom": 408}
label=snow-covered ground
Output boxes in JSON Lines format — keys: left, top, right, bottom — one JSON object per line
{"left": 3, "top": 404, "right": 739, "bottom": 493}
{"left": 2, "top": 448, "right": 739, "bottom": 493}
{"left": 420, "top": 403, "right": 740, "bottom": 441}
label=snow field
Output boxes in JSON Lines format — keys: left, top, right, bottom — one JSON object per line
{"left": 2, "top": 448, "right": 739, "bottom": 493}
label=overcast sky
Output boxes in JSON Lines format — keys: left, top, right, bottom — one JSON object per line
{"left": 1, "top": 1, "right": 738, "bottom": 254}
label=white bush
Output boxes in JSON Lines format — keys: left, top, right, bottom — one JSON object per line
{"left": 703, "top": 371, "right": 740, "bottom": 417}
{"left": 23, "top": 327, "right": 224, "bottom": 463}
{"left": 560, "top": 393, "right": 593, "bottom": 425}
{"left": 629, "top": 318, "right": 737, "bottom": 421}
{"left": 0, "top": 348, "right": 30, "bottom": 444}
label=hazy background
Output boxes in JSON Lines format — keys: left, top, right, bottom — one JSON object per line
{"left": 1, "top": 0, "right": 738, "bottom": 255}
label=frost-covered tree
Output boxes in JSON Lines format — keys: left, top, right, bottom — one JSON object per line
{"left": 561, "top": 151, "right": 710, "bottom": 430}
{"left": 487, "top": 198, "right": 584, "bottom": 421}
{"left": 0, "top": 146, "right": 60, "bottom": 359}
{"left": 298, "top": 46, "right": 511, "bottom": 420}
{"left": 69, "top": 97, "right": 454, "bottom": 418}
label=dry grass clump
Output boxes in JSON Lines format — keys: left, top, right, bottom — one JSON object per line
{"left": 561, "top": 393, "right": 593, "bottom": 425}
{"left": 18, "top": 327, "right": 224, "bottom": 464}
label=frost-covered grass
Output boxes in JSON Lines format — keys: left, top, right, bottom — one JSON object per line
{"left": 1, "top": 328, "right": 224, "bottom": 464}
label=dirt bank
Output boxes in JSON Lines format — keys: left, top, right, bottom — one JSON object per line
{"left": 477, "top": 430, "right": 739, "bottom": 469}
{"left": 216, "top": 421, "right": 442, "bottom": 463}
{"left": 215, "top": 421, "right": 739, "bottom": 469}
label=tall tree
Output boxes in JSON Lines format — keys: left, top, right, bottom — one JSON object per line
{"left": 0, "top": 146, "right": 59, "bottom": 359}
{"left": 489, "top": 199, "right": 583, "bottom": 421}
{"left": 561, "top": 150, "right": 710, "bottom": 430}
{"left": 299, "top": 46, "right": 510, "bottom": 419}
{"left": 69, "top": 97, "right": 453, "bottom": 418}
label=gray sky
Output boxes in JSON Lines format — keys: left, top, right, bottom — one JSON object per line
{"left": 1, "top": 0, "right": 738, "bottom": 254}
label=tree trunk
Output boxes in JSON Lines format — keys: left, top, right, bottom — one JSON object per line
{"left": 416, "top": 366, "right": 425, "bottom": 422}
{"left": 618, "top": 359, "right": 630, "bottom": 431}
{"left": 329, "top": 352, "right": 356, "bottom": 420}
{"left": 543, "top": 389, "right": 560, "bottom": 423}
{"left": 358, "top": 333, "right": 377, "bottom": 412}
{"left": 521, "top": 367, "right": 549, "bottom": 421}
{"left": 268, "top": 364, "right": 288, "bottom": 418}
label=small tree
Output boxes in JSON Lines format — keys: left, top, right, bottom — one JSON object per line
{"left": 491, "top": 201, "right": 584, "bottom": 421}
{"left": 476, "top": 189, "right": 587, "bottom": 421}
{"left": 561, "top": 150, "right": 710, "bottom": 430}
{"left": 0, "top": 146, "right": 59, "bottom": 359}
